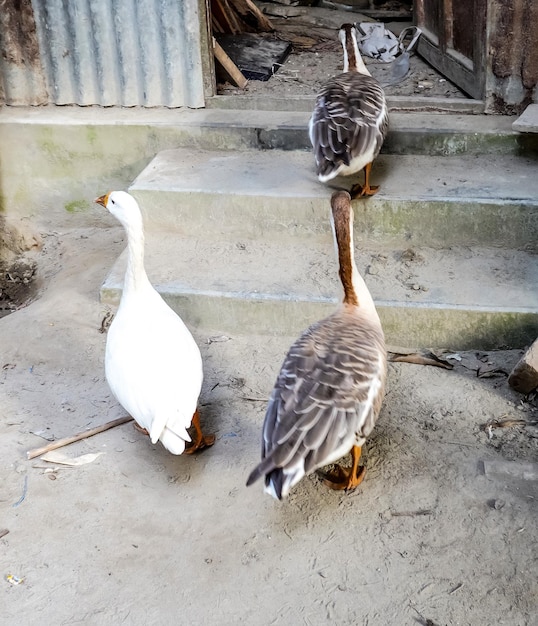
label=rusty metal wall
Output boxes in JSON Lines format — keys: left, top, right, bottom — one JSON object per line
{"left": 0, "top": 0, "right": 207, "bottom": 107}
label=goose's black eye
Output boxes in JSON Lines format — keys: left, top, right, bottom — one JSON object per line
{"left": 111, "top": 199, "right": 115, "bottom": 205}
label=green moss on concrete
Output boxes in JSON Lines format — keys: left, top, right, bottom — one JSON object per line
{"left": 86, "top": 126, "right": 98, "bottom": 145}
{"left": 383, "top": 131, "right": 525, "bottom": 156}
{"left": 65, "top": 199, "right": 91, "bottom": 213}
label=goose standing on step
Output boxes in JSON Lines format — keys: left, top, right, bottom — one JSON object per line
{"left": 309, "top": 23, "right": 389, "bottom": 198}
{"left": 95, "top": 191, "right": 215, "bottom": 455}
{"left": 247, "top": 191, "right": 386, "bottom": 499}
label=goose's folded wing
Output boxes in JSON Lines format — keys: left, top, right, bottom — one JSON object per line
{"left": 310, "top": 74, "right": 388, "bottom": 176}
{"left": 249, "top": 315, "right": 386, "bottom": 483}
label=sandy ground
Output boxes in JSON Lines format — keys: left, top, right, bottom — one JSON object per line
{"left": 1, "top": 223, "right": 537, "bottom": 625}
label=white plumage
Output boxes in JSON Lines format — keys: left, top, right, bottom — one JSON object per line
{"left": 95, "top": 191, "right": 214, "bottom": 455}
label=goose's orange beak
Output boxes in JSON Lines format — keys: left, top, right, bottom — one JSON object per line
{"left": 95, "top": 193, "right": 110, "bottom": 207}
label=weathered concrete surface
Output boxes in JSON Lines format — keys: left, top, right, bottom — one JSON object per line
{"left": 102, "top": 144, "right": 538, "bottom": 350}
{"left": 1, "top": 102, "right": 537, "bottom": 624}
{"left": 513, "top": 104, "right": 538, "bottom": 133}
{"left": 206, "top": 93, "right": 485, "bottom": 113}
{"left": 0, "top": 106, "right": 534, "bottom": 232}
{"left": 101, "top": 234, "right": 538, "bottom": 349}
{"left": 130, "top": 148, "right": 538, "bottom": 250}
{"left": 1, "top": 223, "right": 537, "bottom": 625}
{"left": 1, "top": 106, "right": 537, "bottom": 350}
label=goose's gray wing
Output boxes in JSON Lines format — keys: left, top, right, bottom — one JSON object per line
{"left": 309, "top": 73, "right": 389, "bottom": 179}
{"left": 247, "top": 310, "right": 386, "bottom": 499}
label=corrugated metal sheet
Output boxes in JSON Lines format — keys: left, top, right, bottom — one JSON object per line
{"left": 0, "top": 0, "right": 48, "bottom": 105}
{"left": 0, "top": 0, "right": 207, "bottom": 108}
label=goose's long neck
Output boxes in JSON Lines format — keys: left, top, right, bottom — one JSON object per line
{"left": 341, "top": 24, "right": 371, "bottom": 76}
{"left": 331, "top": 193, "right": 377, "bottom": 315}
{"left": 122, "top": 216, "right": 151, "bottom": 295}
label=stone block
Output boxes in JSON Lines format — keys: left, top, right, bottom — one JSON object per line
{"left": 508, "top": 339, "right": 538, "bottom": 393}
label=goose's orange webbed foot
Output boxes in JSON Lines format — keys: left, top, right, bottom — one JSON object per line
{"left": 317, "top": 445, "right": 366, "bottom": 491}
{"left": 184, "top": 409, "right": 215, "bottom": 455}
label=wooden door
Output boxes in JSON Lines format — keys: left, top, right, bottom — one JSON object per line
{"left": 414, "top": 0, "right": 487, "bottom": 100}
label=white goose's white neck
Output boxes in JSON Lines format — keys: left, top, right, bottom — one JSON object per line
{"left": 122, "top": 217, "right": 152, "bottom": 296}
{"left": 341, "top": 25, "right": 371, "bottom": 76}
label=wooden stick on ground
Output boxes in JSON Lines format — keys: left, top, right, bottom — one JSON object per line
{"left": 213, "top": 38, "right": 248, "bottom": 88}
{"left": 27, "top": 416, "right": 134, "bottom": 460}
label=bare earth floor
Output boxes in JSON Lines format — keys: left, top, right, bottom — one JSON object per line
{"left": 1, "top": 225, "right": 537, "bottom": 625}
{"left": 218, "top": 6, "right": 468, "bottom": 101}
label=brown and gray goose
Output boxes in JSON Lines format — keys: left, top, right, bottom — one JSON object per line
{"left": 246, "top": 191, "right": 387, "bottom": 499}
{"left": 309, "top": 23, "right": 389, "bottom": 198}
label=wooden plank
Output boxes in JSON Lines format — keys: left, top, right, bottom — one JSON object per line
{"left": 228, "top": 0, "right": 274, "bottom": 32}
{"left": 416, "top": 35, "right": 482, "bottom": 100}
{"left": 211, "top": 0, "right": 242, "bottom": 34}
{"left": 213, "top": 38, "right": 248, "bottom": 88}
{"left": 414, "top": 0, "right": 486, "bottom": 101}
{"left": 216, "top": 33, "right": 291, "bottom": 81}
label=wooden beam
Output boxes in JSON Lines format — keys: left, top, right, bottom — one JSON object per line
{"left": 211, "top": 0, "right": 242, "bottom": 34}
{"left": 213, "top": 38, "right": 248, "bottom": 88}
{"left": 228, "top": 0, "right": 274, "bottom": 32}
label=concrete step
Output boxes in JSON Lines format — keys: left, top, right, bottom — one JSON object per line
{"left": 129, "top": 148, "right": 538, "bottom": 250}
{"left": 206, "top": 93, "right": 486, "bottom": 114}
{"left": 137, "top": 108, "right": 538, "bottom": 156}
{"left": 100, "top": 234, "right": 538, "bottom": 350}
{"left": 101, "top": 146, "right": 538, "bottom": 349}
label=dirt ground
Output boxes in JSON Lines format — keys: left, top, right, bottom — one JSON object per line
{"left": 217, "top": 4, "right": 467, "bottom": 101}
{"left": 0, "top": 5, "right": 535, "bottom": 622}
{"left": 1, "top": 221, "right": 537, "bottom": 625}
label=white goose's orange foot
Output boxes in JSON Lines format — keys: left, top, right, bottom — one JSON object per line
{"left": 184, "top": 435, "right": 215, "bottom": 455}
{"left": 133, "top": 422, "right": 150, "bottom": 436}
{"left": 184, "top": 409, "right": 215, "bottom": 455}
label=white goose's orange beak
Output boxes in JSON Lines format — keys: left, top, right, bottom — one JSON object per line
{"left": 95, "top": 193, "right": 110, "bottom": 207}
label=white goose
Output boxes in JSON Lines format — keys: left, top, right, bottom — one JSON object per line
{"left": 309, "top": 23, "right": 389, "bottom": 198}
{"left": 247, "top": 191, "right": 386, "bottom": 499}
{"left": 95, "top": 191, "right": 214, "bottom": 455}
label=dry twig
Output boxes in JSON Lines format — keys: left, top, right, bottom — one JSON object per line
{"left": 27, "top": 416, "right": 133, "bottom": 460}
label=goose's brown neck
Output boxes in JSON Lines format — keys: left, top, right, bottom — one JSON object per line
{"left": 331, "top": 191, "right": 359, "bottom": 307}
{"left": 340, "top": 23, "right": 370, "bottom": 76}
{"left": 342, "top": 24, "right": 357, "bottom": 73}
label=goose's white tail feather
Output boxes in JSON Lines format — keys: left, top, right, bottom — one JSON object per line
{"left": 160, "top": 426, "right": 190, "bottom": 455}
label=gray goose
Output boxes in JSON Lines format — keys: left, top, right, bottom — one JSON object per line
{"left": 309, "top": 23, "right": 389, "bottom": 198}
{"left": 246, "top": 191, "right": 387, "bottom": 499}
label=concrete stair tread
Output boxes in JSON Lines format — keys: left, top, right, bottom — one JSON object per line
{"left": 132, "top": 148, "right": 538, "bottom": 203}
{"left": 151, "top": 108, "right": 521, "bottom": 138}
{"left": 104, "top": 122, "right": 537, "bottom": 349}
{"left": 130, "top": 148, "right": 538, "bottom": 251}
{"left": 0, "top": 105, "right": 517, "bottom": 134}
{"left": 101, "top": 231, "right": 538, "bottom": 348}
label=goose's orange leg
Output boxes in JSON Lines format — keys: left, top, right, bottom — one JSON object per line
{"left": 133, "top": 422, "right": 149, "bottom": 436}
{"left": 184, "top": 409, "right": 215, "bottom": 454}
{"left": 318, "top": 445, "right": 366, "bottom": 491}
{"left": 350, "top": 162, "right": 380, "bottom": 198}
